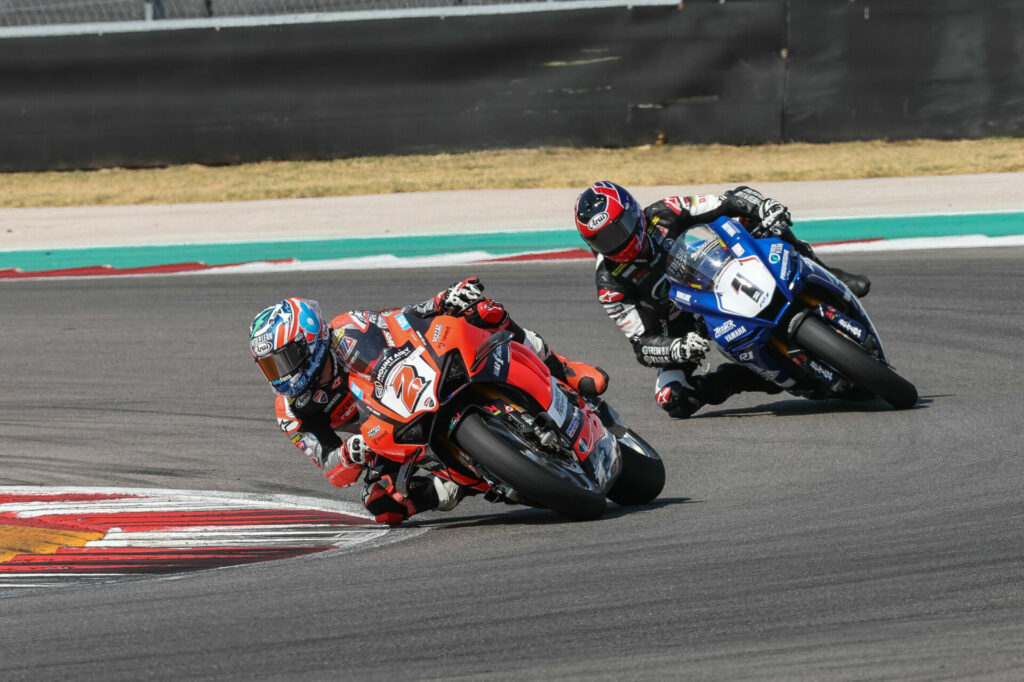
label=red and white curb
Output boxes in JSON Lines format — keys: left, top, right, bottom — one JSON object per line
{"left": 0, "top": 487, "right": 392, "bottom": 589}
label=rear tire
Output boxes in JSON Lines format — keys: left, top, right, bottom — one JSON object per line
{"left": 453, "top": 413, "right": 607, "bottom": 521}
{"left": 793, "top": 316, "right": 918, "bottom": 409}
{"left": 607, "top": 430, "right": 665, "bottom": 506}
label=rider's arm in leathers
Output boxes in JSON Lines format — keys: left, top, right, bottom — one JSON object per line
{"left": 273, "top": 384, "right": 363, "bottom": 489}
{"left": 404, "top": 279, "right": 554, "bottom": 362}
{"left": 595, "top": 264, "right": 706, "bottom": 368}
{"left": 647, "top": 186, "right": 852, "bottom": 282}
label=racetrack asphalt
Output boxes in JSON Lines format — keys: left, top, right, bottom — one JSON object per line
{"left": 2, "top": 244, "right": 1023, "bottom": 680}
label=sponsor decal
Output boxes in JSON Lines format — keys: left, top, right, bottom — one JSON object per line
{"left": 835, "top": 316, "right": 865, "bottom": 340}
{"left": 673, "top": 289, "right": 693, "bottom": 305}
{"left": 348, "top": 311, "right": 369, "bottom": 331}
{"left": 489, "top": 343, "right": 507, "bottom": 376}
{"left": 650, "top": 275, "right": 671, "bottom": 300}
{"left": 0, "top": 488, "right": 386, "bottom": 589}
{"left": 547, "top": 380, "right": 570, "bottom": 426}
{"left": 565, "top": 409, "right": 582, "bottom": 440}
{"left": 656, "top": 386, "right": 673, "bottom": 407}
{"left": 252, "top": 340, "right": 272, "bottom": 356}
{"left": 586, "top": 211, "right": 609, "bottom": 232}
{"left": 598, "top": 289, "right": 624, "bottom": 304}
{"left": 713, "top": 319, "right": 737, "bottom": 337}
{"left": 373, "top": 345, "right": 414, "bottom": 382}
{"left": 721, "top": 221, "right": 738, "bottom": 237}
{"left": 809, "top": 360, "right": 836, "bottom": 382}
{"left": 295, "top": 391, "right": 312, "bottom": 408}
{"left": 739, "top": 350, "right": 755, "bottom": 362}
{"left": 350, "top": 383, "right": 364, "bottom": 400}
{"left": 339, "top": 335, "right": 357, "bottom": 359}
{"left": 780, "top": 250, "right": 790, "bottom": 280}
{"left": 769, "top": 243, "right": 784, "bottom": 264}
{"left": 663, "top": 197, "right": 683, "bottom": 215}
{"left": 724, "top": 326, "right": 748, "bottom": 342}
{"left": 731, "top": 244, "right": 746, "bottom": 257}
{"left": 431, "top": 323, "right": 443, "bottom": 343}
{"left": 313, "top": 390, "right": 328, "bottom": 404}
{"left": 576, "top": 438, "right": 590, "bottom": 455}
{"left": 367, "top": 425, "right": 381, "bottom": 438}
{"left": 330, "top": 398, "right": 358, "bottom": 424}
{"left": 331, "top": 375, "right": 346, "bottom": 390}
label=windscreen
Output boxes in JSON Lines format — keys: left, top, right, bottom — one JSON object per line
{"left": 337, "top": 326, "right": 389, "bottom": 376}
{"left": 666, "top": 225, "right": 733, "bottom": 290}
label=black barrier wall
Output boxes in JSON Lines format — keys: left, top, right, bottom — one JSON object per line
{"left": 0, "top": 0, "right": 1021, "bottom": 171}
{"left": 0, "top": 4, "right": 785, "bottom": 171}
{"left": 785, "top": 0, "right": 1024, "bottom": 142}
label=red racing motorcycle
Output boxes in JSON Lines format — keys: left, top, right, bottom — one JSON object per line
{"left": 340, "top": 310, "right": 665, "bottom": 521}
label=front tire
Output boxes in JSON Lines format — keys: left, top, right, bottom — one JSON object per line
{"left": 453, "top": 413, "right": 607, "bottom": 521}
{"left": 793, "top": 316, "right": 918, "bottom": 409}
{"left": 607, "top": 429, "right": 665, "bottom": 506}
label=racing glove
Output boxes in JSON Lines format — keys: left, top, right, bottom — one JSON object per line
{"left": 756, "top": 198, "right": 793, "bottom": 235}
{"left": 437, "top": 277, "right": 485, "bottom": 315}
{"left": 669, "top": 333, "right": 710, "bottom": 364}
{"left": 322, "top": 434, "right": 370, "bottom": 488}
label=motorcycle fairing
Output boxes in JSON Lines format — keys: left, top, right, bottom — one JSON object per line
{"left": 666, "top": 216, "right": 889, "bottom": 392}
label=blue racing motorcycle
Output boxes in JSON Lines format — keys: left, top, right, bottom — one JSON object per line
{"left": 666, "top": 217, "right": 917, "bottom": 409}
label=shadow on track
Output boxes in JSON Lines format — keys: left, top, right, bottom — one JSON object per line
{"left": 696, "top": 395, "right": 937, "bottom": 419}
{"left": 405, "top": 497, "right": 695, "bottom": 529}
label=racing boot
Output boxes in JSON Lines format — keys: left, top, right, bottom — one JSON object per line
{"left": 547, "top": 352, "right": 609, "bottom": 397}
{"left": 825, "top": 266, "right": 871, "bottom": 298}
{"left": 695, "top": 363, "right": 784, "bottom": 406}
{"left": 431, "top": 477, "right": 465, "bottom": 512}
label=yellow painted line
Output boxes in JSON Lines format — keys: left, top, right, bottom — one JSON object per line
{"left": 0, "top": 524, "right": 104, "bottom": 563}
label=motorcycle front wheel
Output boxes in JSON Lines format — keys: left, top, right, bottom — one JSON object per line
{"left": 453, "top": 413, "right": 607, "bottom": 521}
{"left": 793, "top": 316, "right": 918, "bottom": 409}
{"left": 606, "top": 428, "right": 665, "bottom": 506}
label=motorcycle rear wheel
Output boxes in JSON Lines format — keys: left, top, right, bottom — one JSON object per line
{"left": 453, "top": 413, "right": 607, "bottom": 521}
{"left": 793, "top": 316, "right": 918, "bottom": 409}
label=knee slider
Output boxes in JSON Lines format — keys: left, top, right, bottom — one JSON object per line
{"left": 655, "top": 381, "right": 702, "bottom": 419}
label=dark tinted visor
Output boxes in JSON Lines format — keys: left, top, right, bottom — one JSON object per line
{"left": 254, "top": 340, "right": 310, "bottom": 383}
{"left": 340, "top": 326, "right": 389, "bottom": 375}
{"left": 585, "top": 206, "right": 642, "bottom": 256}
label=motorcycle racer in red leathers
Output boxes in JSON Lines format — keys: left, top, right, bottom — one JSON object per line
{"left": 249, "top": 279, "right": 608, "bottom": 525}
{"left": 574, "top": 181, "right": 872, "bottom": 419}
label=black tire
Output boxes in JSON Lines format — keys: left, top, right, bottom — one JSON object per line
{"left": 793, "top": 316, "right": 918, "bottom": 409}
{"left": 453, "top": 413, "right": 607, "bottom": 521}
{"left": 607, "top": 430, "right": 665, "bottom": 506}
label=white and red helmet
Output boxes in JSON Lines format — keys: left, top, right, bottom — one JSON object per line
{"left": 574, "top": 181, "right": 649, "bottom": 262}
{"left": 249, "top": 298, "right": 330, "bottom": 398}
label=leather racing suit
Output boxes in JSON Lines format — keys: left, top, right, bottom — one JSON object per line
{"left": 595, "top": 186, "right": 851, "bottom": 418}
{"left": 273, "top": 289, "right": 590, "bottom": 524}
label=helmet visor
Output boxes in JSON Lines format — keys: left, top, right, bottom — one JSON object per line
{"left": 254, "top": 340, "right": 310, "bottom": 383}
{"left": 585, "top": 206, "right": 643, "bottom": 256}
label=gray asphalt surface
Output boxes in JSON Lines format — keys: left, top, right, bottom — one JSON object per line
{"left": 2, "top": 247, "right": 1023, "bottom": 680}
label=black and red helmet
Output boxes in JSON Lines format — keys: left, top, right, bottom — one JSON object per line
{"left": 574, "top": 181, "right": 649, "bottom": 262}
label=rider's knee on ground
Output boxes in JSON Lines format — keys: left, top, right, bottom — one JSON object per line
{"left": 655, "top": 380, "right": 703, "bottom": 419}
